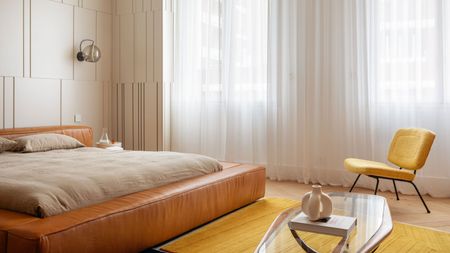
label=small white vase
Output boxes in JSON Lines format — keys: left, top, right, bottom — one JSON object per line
{"left": 301, "top": 185, "right": 333, "bottom": 221}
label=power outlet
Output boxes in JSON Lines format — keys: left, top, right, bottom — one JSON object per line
{"left": 74, "top": 114, "right": 82, "bottom": 123}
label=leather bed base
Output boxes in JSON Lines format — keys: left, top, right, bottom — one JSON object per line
{"left": 0, "top": 162, "right": 265, "bottom": 253}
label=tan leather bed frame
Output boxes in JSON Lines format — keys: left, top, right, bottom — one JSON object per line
{"left": 0, "top": 126, "right": 265, "bottom": 253}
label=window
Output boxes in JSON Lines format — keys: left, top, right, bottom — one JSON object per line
{"left": 374, "top": 0, "right": 447, "bottom": 104}
{"left": 200, "top": 0, "right": 222, "bottom": 95}
{"left": 174, "top": 0, "right": 267, "bottom": 103}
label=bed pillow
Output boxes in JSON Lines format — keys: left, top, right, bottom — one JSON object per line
{"left": 14, "top": 133, "right": 85, "bottom": 153}
{"left": 0, "top": 137, "right": 17, "bottom": 152}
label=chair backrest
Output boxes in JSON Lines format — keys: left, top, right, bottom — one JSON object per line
{"left": 388, "top": 128, "right": 436, "bottom": 170}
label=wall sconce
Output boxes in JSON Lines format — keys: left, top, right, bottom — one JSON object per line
{"left": 76, "top": 39, "right": 101, "bottom": 63}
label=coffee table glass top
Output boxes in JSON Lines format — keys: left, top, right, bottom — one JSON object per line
{"left": 255, "top": 192, "right": 392, "bottom": 253}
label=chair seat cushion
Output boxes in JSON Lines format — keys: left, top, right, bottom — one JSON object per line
{"left": 344, "top": 158, "right": 415, "bottom": 181}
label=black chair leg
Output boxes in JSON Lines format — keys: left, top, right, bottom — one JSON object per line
{"left": 410, "top": 182, "right": 431, "bottom": 213}
{"left": 349, "top": 174, "right": 361, "bottom": 192}
{"left": 393, "top": 180, "right": 399, "bottom": 200}
{"left": 374, "top": 178, "right": 379, "bottom": 195}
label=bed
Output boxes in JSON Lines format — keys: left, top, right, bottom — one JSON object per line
{"left": 0, "top": 126, "right": 265, "bottom": 253}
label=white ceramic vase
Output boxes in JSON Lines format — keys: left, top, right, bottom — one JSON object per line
{"left": 301, "top": 185, "right": 333, "bottom": 221}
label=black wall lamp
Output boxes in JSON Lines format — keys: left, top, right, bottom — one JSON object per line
{"left": 77, "top": 39, "right": 101, "bottom": 63}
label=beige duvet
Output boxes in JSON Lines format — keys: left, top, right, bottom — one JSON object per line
{"left": 0, "top": 148, "right": 222, "bottom": 217}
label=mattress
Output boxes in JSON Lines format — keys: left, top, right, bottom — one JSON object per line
{"left": 0, "top": 148, "right": 222, "bottom": 217}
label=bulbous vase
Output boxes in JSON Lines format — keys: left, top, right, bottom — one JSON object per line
{"left": 301, "top": 185, "right": 333, "bottom": 221}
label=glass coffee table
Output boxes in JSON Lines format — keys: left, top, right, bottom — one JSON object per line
{"left": 255, "top": 192, "right": 392, "bottom": 253}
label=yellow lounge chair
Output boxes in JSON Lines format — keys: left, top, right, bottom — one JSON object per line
{"left": 344, "top": 128, "right": 436, "bottom": 213}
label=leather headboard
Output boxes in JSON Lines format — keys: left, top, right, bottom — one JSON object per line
{"left": 0, "top": 125, "right": 93, "bottom": 147}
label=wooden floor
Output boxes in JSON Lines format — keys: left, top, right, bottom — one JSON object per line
{"left": 265, "top": 179, "right": 450, "bottom": 233}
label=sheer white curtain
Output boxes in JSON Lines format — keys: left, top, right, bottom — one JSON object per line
{"left": 364, "top": 0, "right": 450, "bottom": 196}
{"left": 268, "top": 0, "right": 450, "bottom": 197}
{"left": 171, "top": 0, "right": 268, "bottom": 163}
{"left": 267, "top": 0, "right": 372, "bottom": 189}
{"left": 172, "top": 0, "right": 450, "bottom": 197}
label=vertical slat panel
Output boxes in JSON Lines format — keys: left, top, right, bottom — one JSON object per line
{"left": 84, "top": 0, "right": 113, "bottom": 13}
{"left": 113, "top": 15, "right": 120, "bottom": 83}
{"left": 143, "top": 0, "right": 152, "bottom": 11}
{"left": 153, "top": 10, "right": 163, "bottom": 83}
{"left": 152, "top": 0, "right": 162, "bottom": 11}
{"left": 111, "top": 0, "right": 164, "bottom": 151}
{"left": 141, "top": 82, "right": 145, "bottom": 150}
{"left": 133, "top": 83, "right": 140, "bottom": 150}
{"left": 144, "top": 81, "right": 158, "bottom": 150}
{"left": 111, "top": 83, "right": 118, "bottom": 141}
{"left": 140, "top": 82, "right": 143, "bottom": 150}
{"left": 119, "top": 14, "right": 134, "bottom": 83}
{"left": 147, "top": 11, "right": 154, "bottom": 83}
{"left": 124, "top": 83, "right": 134, "bottom": 150}
{"left": 134, "top": 0, "right": 143, "bottom": 13}
{"left": 139, "top": 82, "right": 142, "bottom": 150}
{"left": 117, "top": 83, "right": 124, "bottom": 143}
{"left": 162, "top": 3, "right": 174, "bottom": 150}
{"left": 103, "top": 83, "right": 111, "bottom": 136}
{"left": 116, "top": 0, "right": 133, "bottom": 15}
{"left": 154, "top": 7, "right": 163, "bottom": 151}
{"left": 157, "top": 81, "right": 163, "bottom": 150}
{"left": 135, "top": 13, "right": 147, "bottom": 82}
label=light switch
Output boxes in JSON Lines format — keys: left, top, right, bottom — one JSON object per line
{"left": 74, "top": 114, "right": 82, "bottom": 123}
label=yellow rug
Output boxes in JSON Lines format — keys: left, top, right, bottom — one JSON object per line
{"left": 161, "top": 198, "right": 450, "bottom": 253}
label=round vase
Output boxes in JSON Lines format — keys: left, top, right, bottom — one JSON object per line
{"left": 301, "top": 185, "right": 332, "bottom": 221}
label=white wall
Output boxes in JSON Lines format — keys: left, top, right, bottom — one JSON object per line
{"left": 0, "top": 0, "right": 113, "bottom": 140}
{"left": 0, "top": 0, "right": 169, "bottom": 147}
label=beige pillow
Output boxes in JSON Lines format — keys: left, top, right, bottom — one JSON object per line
{"left": 0, "top": 137, "right": 17, "bottom": 152}
{"left": 15, "top": 133, "right": 85, "bottom": 153}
